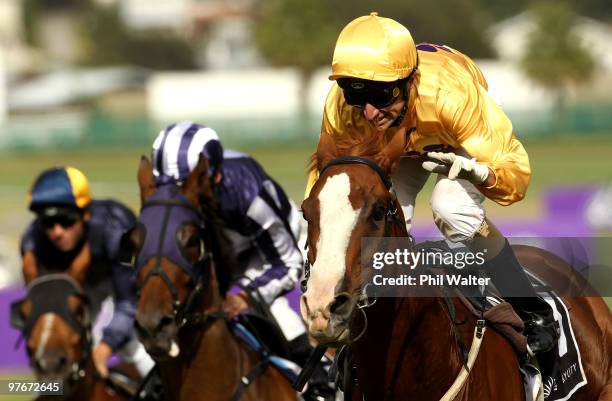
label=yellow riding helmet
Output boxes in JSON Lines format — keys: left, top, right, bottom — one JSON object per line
{"left": 329, "top": 12, "right": 418, "bottom": 82}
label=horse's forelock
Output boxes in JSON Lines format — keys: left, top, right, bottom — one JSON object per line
{"left": 313, "top": 131, "right": 403, "bottom": 175}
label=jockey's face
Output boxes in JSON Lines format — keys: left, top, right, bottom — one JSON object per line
{"left": 338, "top": 77, "right": 408, "bottom": 132}
{"left": 362, "top": 96, "right": 407, "bottom": 132}
{"left": 42, "top": 211, "right": 89, "bottom": 252}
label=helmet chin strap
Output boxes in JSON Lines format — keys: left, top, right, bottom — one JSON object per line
{"left": 390, "top": 61, "right": 418, "bottom": 128}
{"left": 390, "top": 84, "right": 409, "bottom": 128}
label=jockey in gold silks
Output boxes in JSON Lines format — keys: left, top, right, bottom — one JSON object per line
{"left": 306, "top": 12, "right": 559, "bottom": 355}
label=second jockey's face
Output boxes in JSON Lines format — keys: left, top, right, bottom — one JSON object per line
{"left": 44, "top": 213, "right": 88, "bottom": 252}
{"left": 362, "top": 96, "right": 406, "bottom": 132}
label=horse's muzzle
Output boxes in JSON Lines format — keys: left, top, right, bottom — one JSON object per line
{"left": 135, "top": 313, "right": 179, "bottom": 360}
{"left": 302, "top": 293, "right": 356, "bottom": 346}
{"left": 32, "top": 351, "right": 72, "bottom": 381}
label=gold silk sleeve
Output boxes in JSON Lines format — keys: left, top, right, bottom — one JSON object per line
{"left": 436, "top": 79, "right": 531, "bottom": 206}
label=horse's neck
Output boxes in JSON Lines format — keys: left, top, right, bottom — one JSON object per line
{"left": 158, "top": 279, "right": 243, "bottom": 400}
{"left": 355, "top": 296, "right": 472, "bottom": 400}
{"left": 159, "top": 319, "right": 243, "bottom": 400}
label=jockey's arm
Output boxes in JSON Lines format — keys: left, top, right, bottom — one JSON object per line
{"left": 243, "top": 213, "right": 302, "bottom": 305}
{"left": 90, "top": 259, "right": 136, "bottom": 379}
{"left": 101, "top": 204, "right": 139, "bottom": 351}
{"left": 101, "top": 260, "right": 137, "bottom": 351}
{"left": 436, "top": 78, "right": 531, "bottom": 206}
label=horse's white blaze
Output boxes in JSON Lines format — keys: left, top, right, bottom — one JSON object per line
{"left": 35, "top": 313, "right": 55, "bottom": 360}
{"left": 307, "top": 173, "right": 360, "bottom": 314}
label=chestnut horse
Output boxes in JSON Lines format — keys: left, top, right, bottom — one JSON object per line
{"left": 300, "top": 130, "right": 612, "bottom": 401}
{"left": 10, "top": 249, "right": 137, "bottom": 401}
{"left": 127, "top": 155, "right": 296, "bottom": 401}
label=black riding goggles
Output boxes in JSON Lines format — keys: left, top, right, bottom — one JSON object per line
{"left": 338, "top": 78, "right": 405, "bottom": 109}
{"left": 40, "top": 213, "right": 80, "bottom": 229}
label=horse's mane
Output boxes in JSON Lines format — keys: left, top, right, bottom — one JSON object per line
{"left": 199, "top": 195, "right": 237, "bottom": 297}
{"left": 308, "top": 130, "right": 402, "bottom": 176}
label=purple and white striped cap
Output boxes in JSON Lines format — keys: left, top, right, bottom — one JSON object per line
{"left": 151, "top": 121, "right": 224, "bottom": 185}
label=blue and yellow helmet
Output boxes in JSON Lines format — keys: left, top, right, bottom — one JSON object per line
{"left": 29, "top": 166, "right": 92, "bottom": 212}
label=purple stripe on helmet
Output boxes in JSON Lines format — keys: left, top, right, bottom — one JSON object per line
{"left": 177, "top": 123, "right": 200, "bottom": 180}
{"left": 155, "top": 123, "right": 176, "bottom": 177}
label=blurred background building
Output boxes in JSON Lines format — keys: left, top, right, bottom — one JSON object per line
{"left": 0, "top": 0, "right": 611, "bottom": 382}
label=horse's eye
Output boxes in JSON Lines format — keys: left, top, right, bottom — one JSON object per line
{"left": 371, "top": 202, "right": 387, "bottom": 222}
{"left": 177, "top": 225, "right": 205, "bottom": 264}
{"left": 185, "top": 235, "right": 200, "bottom": 248}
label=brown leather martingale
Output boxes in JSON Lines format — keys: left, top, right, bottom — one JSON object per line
{"left": 457, "top": 292, "right": 527, "bottom": 356}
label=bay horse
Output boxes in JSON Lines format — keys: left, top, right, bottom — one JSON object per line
{"left": 299, "top": 130, "right": 612, "bottom": 400}
{"left": 10, "top": 247, "right": 138, "bottom": 401}
{"left": 127, "top": 155, "right": 296, "bottom": 401}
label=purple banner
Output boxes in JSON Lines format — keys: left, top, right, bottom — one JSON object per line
{"left": 0, "top": 287, "right": 28, "bottom": 370}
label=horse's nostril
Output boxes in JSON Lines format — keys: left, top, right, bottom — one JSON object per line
{"left": 134, "top": 318, "right": 149, "bottom": 338}
{"left": 330, "top": 294, "right": 353, "bottom": 317}
{"left": 35, "top": 354, "right": 67, "bottom": 374}
{"left": 135, "top": 313, "right": 175, "bottom": 340}
{"left": 157, "top": 315, "right": 175, "bottom": 331}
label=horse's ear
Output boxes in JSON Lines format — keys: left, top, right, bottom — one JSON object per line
{"left": 138, "top": 156, "right": 156, "bottom": 204}
{"left": 378, "top": 127, "right": 408, "bottom": 174}
{"left": 183, "top": 154, "right": 212, "bottom": 203}
{"left": 316, "top": 132, "right": 338, "bottom": 170}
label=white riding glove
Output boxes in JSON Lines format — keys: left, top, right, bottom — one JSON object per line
{"left": 422, "top": 152, "right": 489, "bottom": 185}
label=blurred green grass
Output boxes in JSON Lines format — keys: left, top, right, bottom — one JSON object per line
{"left": 2, "top": 135, "right": 612, "bottom": 216}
